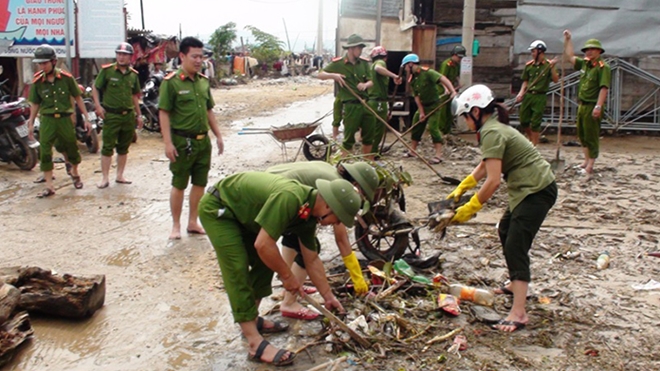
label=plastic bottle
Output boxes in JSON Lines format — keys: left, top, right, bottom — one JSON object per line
{"left": 596, "top": 251, "right": 610, "bottom": 270}
{"left": 448, "top": 284, "right": 494, "bottom": 307}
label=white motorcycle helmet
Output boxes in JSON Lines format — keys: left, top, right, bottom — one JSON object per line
{"left": 528, "top": 40, "right": 547, "bottom": 52}
{"left": 451, "top": 84, "right": 495, "bottom": 117}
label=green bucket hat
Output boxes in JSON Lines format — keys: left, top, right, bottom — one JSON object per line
{"left": 316, "top": 179, "right": 362, "bottom": 227}
{"left": 341, "top": 161, "right": 379, "bottom": 202}
{"left": 343, "top": 34, "right": 366, "bottom": 49}
{"left": 581, "top": 39, "right": 605, "bottom": 53}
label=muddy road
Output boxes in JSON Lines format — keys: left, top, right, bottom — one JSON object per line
{"left": 2, "top": 76, "right": 659, "bottom": 370}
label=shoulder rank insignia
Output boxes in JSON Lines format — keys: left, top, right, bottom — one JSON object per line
{"left": 331, "top": 56, "right": 342, "bottom": 62}
{"left": 101, "top": 63, "right": 114, "bottom": 69}
{"left": 164, "top": 71, "right": 176, "bottom": 80}
{"left": 129, "top": 67, "right": 139, "bottom": 74}
{"left": 32, "top": 70, "right": 45, "bottom": 83}
{"left": 525, "top": 60, "right": 534, "bottom": 65}
{"left": 198, "top": 72, "right": 208, "bottom": 79}
{"left": 60, "top": 70, "right": 73, "bottom": 78}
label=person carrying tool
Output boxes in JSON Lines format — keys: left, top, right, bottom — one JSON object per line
{"left": 26, "top": 44, "right": 92, "bottom": 198}
{"left": 367, "top": 45, "right": 402, "bottom": 157}
{"left": 266, "top": 161, "right": 379, "bottom": 319}
{"left": 198, "top": 172, "right": 364, "bottom": 366}
{"left": 563, "top": 30, "right": 611, "bottom": 176}
{"left": 437, "top": 45, "right": 466, "bottom": 134}
{"left": 318, "top": 34, "right": 376, "bottom": 155}
{"left": 447, "top": 84, "right": 557, "bottom": 332}
{"left": 92, "top": 42, "right": 143, "bottom": 188}
{"left": 401, "top": 53, "right": 457, "bottom": 164}
{"left": 516, "top": 40, "right": 559, "bottom": 146}
{"left": 159, "top": 37, "right": 225, "bottom": 240}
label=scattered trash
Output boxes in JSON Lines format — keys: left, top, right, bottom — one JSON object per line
{"left": 538, "top": 296, "right": 552, "bottom": 304}
{"left": 432, "top": 273, "right": 449, "bottom": 286}
{"left": 584, "top": 347, "right": 600, "bottom": 356}
{"left": 562, "top": 251, "right": 581, "bottom": 259}
{"left": 448, "top": 284, "right": 494, "bottom": 306}
{"left": 437, "top": 294, "right": 461, "bottom": 316}
{"left": 632, "top": 279, "right": 660, "bottom": 291}
{"left": 469, "top": 305, "right": 501, "bottom": 324}
{"left": 647, "top": 252, "right": 660, "bottom": 258}
{"left": 393, "top": 259, "right": 432, "bottom": 285}
{"left": 596, "top": 251, "right": 610, "bottom": 270}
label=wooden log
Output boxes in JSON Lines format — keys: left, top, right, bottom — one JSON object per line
{"left": 0, "top": 312, "right": 34, "bottom": 367}
{"left": 0, "top": 284, "right": 20, "bottom": 324}
{"left": 1, "top": 266, "right": 105, "bottom": 319}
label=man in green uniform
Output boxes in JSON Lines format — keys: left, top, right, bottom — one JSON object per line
{"left": 401, "top": 53, "right": 457, "bottom": 164}
{"left": 515, "top": 40, "right": 559, "bottom": 146}
{"left": 367, "top": 46, "right": 402, "bottom": 157}
{"left": 93, "top": 42, "right": 143, "bottom": 188}
{"left": 318, "top": 34, "right": 375, "bottom": 155}
{"left": 199, "top": 172, "right": 363, "bottom": 366}
{"left": 26, "top": 45, "right": 92, "bottom": 198}
{"left": 266, "top": 161, "right": 378, "bottom": 319}
{"left": 437, "top": 45, "right": 465, "bottom": 134}
{"left": 563, "top": 30, "right": 611, "bottom": 175}
{"left": 159, "top": 37, "right": 225, "bottom": 240}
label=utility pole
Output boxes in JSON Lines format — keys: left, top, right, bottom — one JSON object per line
{"left": 282, "top": 18, "right": 292, "bottom": 52}
{"left": 63, "top": 0, "right": 72, "bottom": 70}
{"left": 140, "top": 0, "right": 145, "bottom": 29}
{"left": 376, "top": 0, "right": 383, "bottom": 45}
{"left": 316, "top": 0, "right": 323, "bottom": 55}
{"left": 459, "top": 0, "right": 476, "bottom": 89}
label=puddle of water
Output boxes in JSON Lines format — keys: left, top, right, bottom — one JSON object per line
{"left": 103, "top": 246, "right": 139, "bottom": 267}
{"left": 0, "top": 184, "right": 20, "bottom": 201}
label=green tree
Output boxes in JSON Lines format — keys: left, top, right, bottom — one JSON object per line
{"left": 244, "top": 25, "right": 285, "bottom": 67}
{"left": 209, "top": 22, "right": 237, "bottom": 60}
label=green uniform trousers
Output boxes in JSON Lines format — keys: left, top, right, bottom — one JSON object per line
{"left": 438, "top": 95, "right": 453, "bottom": 135}
{"left": 342, "top": 102, "right": 376, "bottom": 150}
{"left": 367, "top": 99, "right": 388, "bottom": 154}
{"left": 498, "top": 182, "right": 557, "bottom": 282}
{"left": 199, "top": 192, "right": 274, "bottom": 323}
{"left": 519, "top": 93, "right": 546, "bottom": 131}
{"left": 169, "top": 134, "right": 211, "bottom": 190}
{"left": 332, "top": 96, "right": 343, "bottom": 127}
{"left": 411, "top": 101, "right": 443, "bottom": 143}
{"left": 576, "top": 103, "right": 601, "bottom": 159}
{"left": 101, "top": 111, "right": 136, "bottom": 157}
{"left": 39, "top": 115, "right": 81, "bottom": 172}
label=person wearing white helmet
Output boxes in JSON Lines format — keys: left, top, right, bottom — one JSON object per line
{"left": 448, "top": 84, "right": 557, "bottom": 332}
{"left": 367, "top": 45, "right": 402, "bottom": 157}
{"left": 400, "top": 53, "right": 457, "bottom": 164}
{"left": 515, "top": 40, "right": 559, "bottom": 146}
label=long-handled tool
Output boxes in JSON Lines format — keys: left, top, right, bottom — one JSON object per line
{"left": 343, "top": 84, "right": 460, "bottom": 185}
{"left": 382, "top": 93, "right": 449, "bottom": 153}
{"left": 301, "top": 292, "right": 371, "bottom": 348}
{"left": 550, "top": 55, "right": 566, "bottom": 172}
{"left": 378, "top": 66, "right": 404, "bottom": 153}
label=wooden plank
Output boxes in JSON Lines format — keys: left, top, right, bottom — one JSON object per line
{"left": 302, "top": 293, "right": 371, "bottom": 348}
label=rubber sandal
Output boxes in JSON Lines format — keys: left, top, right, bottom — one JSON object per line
{"left": 281, "top": 307, "right": 319, "bottom": 320}
{"left": 97, "top": 181, "right": 109, "bottom": 189}
{"left": 492, "top": 319, "right": 526, "bottom": 332}
{"left": 33, "top": 175, "right": 55, "bottom": 183}
{"left": 429, "top": 156, "right": 443, "bottom": 164}
{"left": 256, "top": 316, "right": 289, "bottom": 334}
{"left": 115, "top": 179, "right": 132, "bottom": 184}
{"left": 302, "top": 285, "right": 317, "bottom": 294}
{"left": 247, "top": 339, "right": 295, "bottom": 367}
{"left": 402, "top": 151, "right": 417, "bottom": 158}
{"left": 71, "top": 175, "right": 83, "bottom": 189}
{"left": 36, "top": 188, "right": 55, "bottom": 198}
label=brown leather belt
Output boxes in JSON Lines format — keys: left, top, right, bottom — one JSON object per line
{"left": 42, "top": 113, "right": 69, "bottom": 118}
{"left": 172, "top": 129, "right": 207, "bottom": 140}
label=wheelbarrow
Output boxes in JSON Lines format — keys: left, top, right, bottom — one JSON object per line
{"left": 238, "top": 121, "right": 330, "bottom": 161}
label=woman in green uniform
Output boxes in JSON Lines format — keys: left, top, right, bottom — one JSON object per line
{"left": 447, "top": 84, "right": 557, "bottom": 332}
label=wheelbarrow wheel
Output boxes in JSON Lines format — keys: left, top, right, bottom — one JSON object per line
{"left": 355, "top": 206, "right": 410, "bottom": 262}
{"left": 302, "top": 134, "right": 330, "bottom": 161}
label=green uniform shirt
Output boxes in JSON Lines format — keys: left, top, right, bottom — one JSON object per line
{"left": 323, "top": 55, "right": 370, "bottom": 102}
{"left": 212, "top": 172, "right": 319, "bottom": 251}
{"left": 479, "top": 116, "right": 555, "bottom": 211}
{"left": 521, "top": 59, "right": 556, "bottom": 94}
{"left": 574, "top": 56, "right": 611, "bottom": 103}
{"left": 94, "top": 63, "right": 140, "bottom": 110}
{"left": 159, "top": 69, "right": 214, "bottom": 132}
{"left": 28, "top": 68, "right": 80, "bottom": 114}
{"left": 411, "top": 67, "right": 443, "bottom": 106}
{"left": 266, "top": 161, "right": 340, "bottom": 186}
{"left": 368, "top": 59, "right": 389, "bottom": 100}
{"left": 438, "top": 58, "right": 460, "bottom": 91}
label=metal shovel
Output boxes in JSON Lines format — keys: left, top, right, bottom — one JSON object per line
{"left": 550, "top": 55, "right": 566, "bottom": 172}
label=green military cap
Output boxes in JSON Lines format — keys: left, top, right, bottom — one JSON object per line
{"left": 343, "top": 34, "right": 366, "bottom": 49}
{"left": 341, "top": 161, "right": 379, "bottom": 202}
{"left": 581, "top": 39, "right": 605, "bottom": 53}
{"left": 316, "top": 179, "right": 363, "bottom": 227}
{"left": 33, "top": 44, "right": 56, "bottom": 63}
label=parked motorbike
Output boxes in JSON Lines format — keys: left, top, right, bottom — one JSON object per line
{"left": 0, "top": 97, "right": 39, "bottom": 170}
{"left": 140, "top": 74, "right": 162, "bottom": 132}
{"left": 33, "top": 85, "right": 100, "bottom": 154}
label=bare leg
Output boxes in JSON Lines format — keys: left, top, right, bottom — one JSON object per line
{"left": 433, "top": 142, "right": 443, "bottom": 159}
{"left": 361, "top": 144, "right": 373, "bottom": 159}
{"left": 169, "top": 187, "right": 184, "bottom": 239}
{"left": 493, "top": 280, "right": 529, "bottom": 332}
{"left": 280, "top": 263, "right": 312, "bottom": 314}
{"left": 115, "top": 154, "right": 130, "bottom": 183}
{"left": 585, "top": 157, "right": 596, "bottom": 174}
{"left": 524, "top": 128, "right": 533, "bottom": 142}
{"left": 186, "top": 185, "right": 205, "bottom": 234}
{"left": 98, "top": 155, "right": 112, "bottom": 188}
{"left": 44, "top": 170, "right": 55, "bottom": 193}
{"left": 70, "top": 163, "right": 80, "bottom": 178}
{"left": 530, "top": 131, "right": 539, "bottom": 146}
{"left": 580, "top": 148, "right": 589, "bottom": 168}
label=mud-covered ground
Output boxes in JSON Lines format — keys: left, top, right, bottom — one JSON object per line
{"left": 1, "top": 76, "right": 659, "bottom": 371}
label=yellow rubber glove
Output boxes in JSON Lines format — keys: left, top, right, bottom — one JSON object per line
{"left": 446, "top": 174, "right": 478, "bottom": 202}
{"left": 342, "top": 252, "right": 369, "bottom": 295}
{"left": 451, "top": 194, "right": 482, "bottom": 223}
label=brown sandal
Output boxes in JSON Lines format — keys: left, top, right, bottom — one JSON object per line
{"left": 71, "top": 175, "right": 83, "bottom": 189}
{"left": 36, "top": 188, "right": 55, "bottom": 198}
